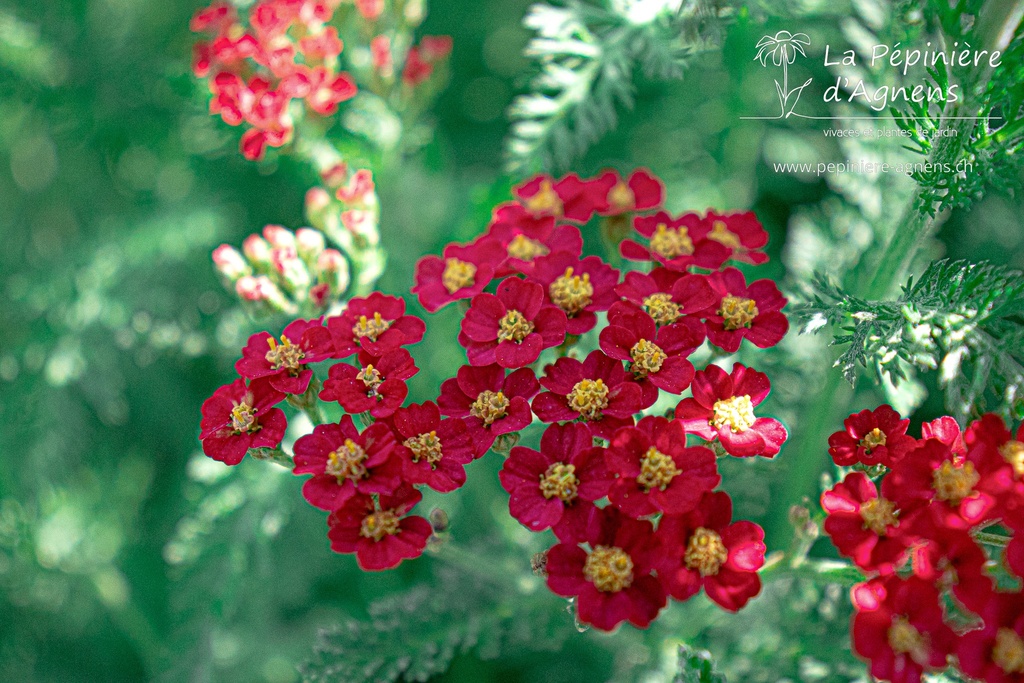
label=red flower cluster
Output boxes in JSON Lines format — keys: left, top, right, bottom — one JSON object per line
{"left": 822, "top": 406, "right": 1024, "bottom": 682}
{"left": 198, "top": 168, "right": 791, "bottom": 623}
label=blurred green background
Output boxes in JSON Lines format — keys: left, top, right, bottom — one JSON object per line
{"left": 2, "top": 0, "right": 1022, "bottom": 681}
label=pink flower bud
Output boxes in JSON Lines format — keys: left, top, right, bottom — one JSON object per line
{"left": 340, "top": 209, "right": 378, "bottom": 244}
{"left": 242, "top": 234, "right": 272, "bottom": 265}
{"left": 317, "top": 248, "right": 345, "bottom": 273}
{"left": 236, "top": 274, "right": 270, "bottom": 301}
{"left": 212, "top": 244, "right": 249, "bottom": 280}
{"left": 371, "top": 35, "right": 394, "bottom": 76}
{"left": 262, "top": 224, "right": 296, "bottom": 249}
{"left": 272, "top": 247, "right": 311, "bottom": 291}
{"left": 296, "top": 228, "right": 326, "bottom": 258}
{"left": 309, "top": 282, "right": 331, "bottom": 308}
{"left": 335, "top": 169, "right": 375, "bottom": 205}
{"left": 355, "top": 0, "right": 384, "bottom": 21}
{"left": 320, "top": 163, "right": 348, "bottom": 189}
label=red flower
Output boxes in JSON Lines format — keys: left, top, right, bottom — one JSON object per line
{"left": 655, "top": 491, "right": 765, "bottom": 611}
{"left": 319, "top": 349, "right": 417, "bottom": 418}
{"left": 459, "top": 277, "right": 568, "bottom": 368}
{"left": 922, "top": 415, "right": 966, "bottom": 455}
{"left": 605, "top": 417, "right": 720, "bottom": 518}
{"left": 437, "top": 364, "right": 539, "bottom": 456}
{"left": 327, "top": 485, "right": 432, "bottom": 571}
{"left": 199, "top": 377, "right": 287, "bottom": 465}
{"left": 532, "top": 350, "right": 643, "bottom": 440}
{"left": 674, "top": 363, "right": 787, "bottom": 458}
{"left": 910, "top": 527, "right": 994, "bottom": 614}
{"left": 886, "top": 438, "right": 1001, "bottom": 530}
{"left": 490, "top": 218, "right": 584, "bottom": 277}
{"left": 529, "top": 253, "right": 620, "bottom": 335}
{"left": 546, "top": 506, "right": 667, "bottom": 630}
{"left": 957, "top": 593, "right": 1024, "bottom": 683}
{"left": 514, "top": 174, "right": 603, "bottom": 223}
{"left": 593, "top": 169, "right": 663, "bottom": 216}
{"left": 499, "top": 423, "right": 612, "bottom": 540}
{"left": 701, "top": 267, "right": 788, "bottom": 353}
{"left": 850, "top": 576, "right": 956, "bottom": 683}
{"left": 402, "top": 47, "right": 433, "bottom": 86}
{"left": 412, "top": 238, "right": 506, "bottom": 312}
{"left": 701, "top": 211, "right": 769, "bottom": 265}
{"left": 614, "top": 270, "right": 717, "bottom": 327}
{"left": 326, "top": 292, "right": 425, "bottom": 359}
{"left": 600, "top": 302, "right": 705, "bottom": 407}
{"left": 965, "top": 413, "right": 1024, "bottom": 522}
{"left": 235, "top": 317, "right": 333, "bottom": 394}
{"left": 354, "top": 0, "right": 384, "bottom": 21}
{"left": 828, "top": 405, "right": 917, "bottom": 468}
{"left": 389, "top": 401, "right": 475, "bottom": 493}
{"left": 621, "top": 211, "right": 730, "bottom": 270}
{"left": 821, "top": 472, "right": 914, "bottom": 574}
{"left": 292, "top": 415, "right": 400, "bottom": 510}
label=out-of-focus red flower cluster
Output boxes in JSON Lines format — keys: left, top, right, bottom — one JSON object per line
{"left": 822, "top": 406, "right": 1024, "bottom": 683}
{"left": 190, "top": 0, "right": 452, "bottom": 161}
{"left": 198, "top": 168, "right": 791, "bottom": 630}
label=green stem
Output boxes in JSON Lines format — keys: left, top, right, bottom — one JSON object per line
{"left": 975, "top": 531, "right": 1011, "bottom": 548}
{"left": 248, "top": 447, "right": 294, "bottom": 468}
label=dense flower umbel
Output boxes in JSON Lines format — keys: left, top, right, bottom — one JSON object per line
{"left": 236, "top": 317, "right": 334, "bottom": 394}
{"left": 546, "top": 506, "right": 667, "bottom": 631}
{"left": 532, "top": 350, "right": 643, "bottom": 439}
{"left": 600, "top": 302, "right": 705, "bottom": 407}
{"left": 621, "top": 211, "right": 730, "bottom": 271}
{"left": 293, "top": 415, "right": 400, "bottom": 510}
{"left": 851, "top": 576, "right": 956, "bottom": 683}
{"left": 327, "top": 485, "right": 432, "bottom": 571}
{"left": 319, "top": 349, "right": 417, "bottom": 418}
{"left": 529, "top": 253, "right": 620, "bottom": 335}
{"left": 675, "top": 363, "right": 788, "bottom": 458}
{"left": 656, "top": 491, "right": 766, "bottom": 611}
{"left": 459, "top": 277, "right": 568, "bottom": 368}
{"left": 605, "top": 417, "right": 720, "bottom": 518}
{"left": 326, "top": 292, "right": 425, "bottom": 358}
{"left": 412, "top": 238, "right": 505, "bottom": 312}
{"left": 499, "top": 423, "right": 613, "bottom": 540}
{"left": 437, "top": 364, "right": 539, "bottom": 456}
{"left": 199, "top": 378, "right": 287, "bottom": 464}
{"left": 700, "top": 267, "right": 788, "bottom": 353}
{"left": 828, "top": 405, "right": 917, "bottom": 468}
{"left": 822, "top": 472, "right": 915, "bottom": 574}
{"left": 388, "top": 401, "right": 475, "bottom": 493}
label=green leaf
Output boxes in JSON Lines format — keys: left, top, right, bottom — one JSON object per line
{"left": 674, "top": 644, "right": 726, "bottom": 683}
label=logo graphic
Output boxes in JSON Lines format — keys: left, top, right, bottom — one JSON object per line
{"left": 753, "top": 31, "right": 813, "bottom": 119}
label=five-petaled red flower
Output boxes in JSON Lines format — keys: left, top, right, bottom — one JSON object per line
{"left": 412, "top": 237, "right": 505, "bottom": 312}
{"left": 529, "top": 253, "right": 619, "bottom": 336}
{"left": 701, "top": 267, "right": 788, "bottom": 353}
{"left": 236, "top": 317, "right": 333, "bottom": 394}
{"left": 199, "top": 377, "right": 287, "bottom": 465}
{"left": 388, "top": 401, "right": 475, "bottom": 493}
{"left": 327, "top": 484, "right": 433, "bottom": 571}
{"left": 319, "top": 349, "right": 418, "bottom": 418}
{"left": 326, "top": 292, "right": 425, "bottom": 359}
{"left": 621, "top": 211, "right": 730, "bottom": 271}
{"left": 822, "top": 471, "right": 914, "bottom": 574}
{"left": 828, "top": 405, "right": 917, "bottom": 468}
{"left": 437, "top": 364, "right": 540, "bottom": 456}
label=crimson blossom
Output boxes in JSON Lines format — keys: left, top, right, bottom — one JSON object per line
{"left": 545, "top": 506, "right": 667, "bottom": 631}
{"left": 388, "top": 401, "right": 475, "bottom": 493}
{"left": 437, "top": 364, "right": 539, "bottom": 456}
{"left": 412, "top": 237, "right": 505, "bottom": 312}
{"left": 199, "top": 377, "right": 287, "bottom": 465}
{"left": 327, "top": 484, "right": 432, "bottom": 571}
{"left": 528, "top": 253, "right": 620, "bottom": 336}
{"left": 614, "top": 269, "right": 717, "bottom": 327}
{"left": 621, "top": 211, "right": 730, "bottom": 271}
{"left": 326, "top": 292, "right": 425, "bottom": 359}
{"left": 674, "top": 363, "right": 787, "bottom": 458}
{"left": 701, "top": 267, "right": 788, "bottom": 353}
{"left": 828, "top": 404, "right": 918, "bottom": 468}
{"left": 319, "top": 349, "right": 418, "bottom": 418}
{"left": 236, "top": 317, "right": 333, "bottom": 394}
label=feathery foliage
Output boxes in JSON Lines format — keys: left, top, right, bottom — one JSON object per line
{"left": 504, "top": 0, "right": 727, "bottom": 174}
{"left": 795, "top": 259, "right": 1024, "bottom": 421}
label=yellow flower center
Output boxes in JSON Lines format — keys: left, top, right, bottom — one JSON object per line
{"left": 719, "top": 295, "right": 759, "bottom": 331}
{"left": 608, "top": 181, "right": 634, "bottom": 211}
{"left": 470, "top": 390, "right": 509, "bottom": 425}
{"left": 643, "top": 293, "right": 681, "bottom": 325}
{"left": 548, "top": 267, "right": 593, "bottom": 316}
{"left": 859, "top": 428, "right": 887, "bottom": 454}
{"left": 1000, "top": 440, "right": 1024, "bottom": 478}
{"left": 230, "top": 401, "right": 258, "bottom": 433}
{"left": 324, "top": 439, "right": 368, "bottom": 483}
{"left": 357, "top": 364, "right": 383, "bottom": 390}
{"left": 497, "top": 309, "right": 535, "bottom": 343}
{"left": 523, "top": 180, "right": 563, "bottom": 216}
{"left": 887, "top": 616, "right": 930, "bottom": 663}
{"left": 707, "top": 220, "right": 741, "bottom": 249}
{"left": 649, "top": 224, "right": 694, "bottom": 259}
{"left": 583, "top": 545, "right": 634, "bottom": 592}
{"left": 265, "top": 335, "right": 306, "bottom": 372}
{"left": 860, "top": 497, "right": 899, "bottom": 535}
{"left": 684, "top": 527, "right": 728, "bottom": 576}
{"left": 359, "top": 509, "right": 401, "bottom": 541}
{"left": 442, "top": 258, "right": 476, "bottom": 294}
{"left": 567, "top": 379, "right": 610, "bottom": 421}
{"left": 539, "top": 463, "right": 579, "bottom": 502}
{"left": 352, "top": 312, "right": 391, "bottom": 342}
{"left": 404, "top": 430, "right": 443, "bottom": 465}
{"left": 932, "top": 460, "right": 980, "bottom": 504}
{"left": 710, "top": 395, "right": 756, "bottom": 433}
{"left": 507, "top": 234, "right": 549, "bottom": 261}
{"left": 629, "top": 338, "right": 667, "bottom": 376}
{"left": 637, "top": 447, "right": 679, "bottom": 491}
{"left": 994, "top": 628, "right": 1024, "bottom": 674}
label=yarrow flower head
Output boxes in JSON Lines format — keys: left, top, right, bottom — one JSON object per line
{"left": 199, "top": 377, "right": 287, "bottom": 465}
{"left": 675, "top": 363, "right": 788, "bottom": 458}
{"left": 319, "top": 348, "right": 418, "bottom": 418}
{"left": 326, "top": 292, "right": 425, "bottom": 359}
{"left": 621, "top": 211, "right": 730, "bottom": 271}
{"left": 828, "top": 404, "right": 917, "bottom": 468}
{"left": 412, "top": 238, "right": 505, "bottom": 312}
{"left": 437, "top": 364, "right": 539, "bottom": 456}
{"left": 236, "top": 317, "right": 334, "bottom": 394}
{"left": 701, "top": 267, "right": 788, "bottom": 353}
{"left": 528, "top": 253, "right": 620, "bottom": 336}
{"left": 327, "top": 484, "right": 432, "bottom": 571}
{"left": 388, "top": 401, "right": 475, "bottom": 493}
